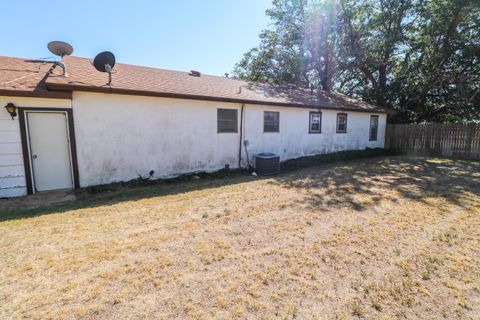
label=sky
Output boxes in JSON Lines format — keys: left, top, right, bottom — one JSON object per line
{"left": 0, "top": 1, "right": 272, "bottom": 76}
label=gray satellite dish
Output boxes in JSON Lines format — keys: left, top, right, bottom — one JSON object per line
{"left": 47, "top": 41, "right": 73, "bottom": 76}
{"left": 93, "top": 51, "right": 116, "bottom": 87}
{"left": 47, "top": 41, "right": 73, "bottom": 57}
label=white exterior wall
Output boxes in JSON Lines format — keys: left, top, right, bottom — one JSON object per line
{"left": 242, "top": 104, "right": 386, "bottom": 165}
{"left": 72, "top": 92, "right": 242, "bottom": 186}
{"left": 72, "top": 92, "right": 386, "bottom": 188}
{"left": 0, "top": 92, "right": 386, "bottom": 196}
{"left": 0, "top": 97, "right": 71, "bottom": 198}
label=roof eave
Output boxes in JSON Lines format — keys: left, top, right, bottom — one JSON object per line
{"left": 46, "top": 83, "right": 389, "bottom": 114}
{"left": 0, "top": 89, "right": 72, "bottom": 100}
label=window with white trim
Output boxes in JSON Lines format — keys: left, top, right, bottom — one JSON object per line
{"left": 336, "top": 113, "right": 347, "bottom": 133}
{"left": 264, "top": 111, "right": 280, "bottom": 132}
{"left": 217, "top": 108, "right": 238, "bottom": 133}
{"left": 369, "top": 115, "right": 379, "bottom": 141}
{"left": 309, "top": 112, "right": 322, "bottom": 133}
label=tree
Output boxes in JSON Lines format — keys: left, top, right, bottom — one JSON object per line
{"left": 233, "top": 0, "right": 342, "bottom": 92}
{"left": 338, "top": 0, "right": 414, "bottom": 109}
{"left": 234, "top": 0, "right": 480, "bottom": 122}
{"left": 391, "top": 0, "right": 480, "bottom": 122}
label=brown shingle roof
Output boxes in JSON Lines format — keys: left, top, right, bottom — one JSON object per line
{"left": 1, "top": 55, "right": 388, "bottom": 113}
{"left": 0, "top": 56, "right": 71, "bottom": 99}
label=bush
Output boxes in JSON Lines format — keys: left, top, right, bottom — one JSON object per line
{"left": 280, "top": 148, "right": 400, "bottom": 172}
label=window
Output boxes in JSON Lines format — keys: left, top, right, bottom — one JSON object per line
{"left": 264, "top": 111, "right": 280, "bottom": 132}
{"left": 217, "top": 108, "right": 238, "bottom": 133}
{"left": 369, "top": 115, "right": 379, "bottom": 141}
{"left": 336, "top": 113, "right": 348, "bottom": 133}
{"left": 309, "top": 112, "right": 322, "bottom": 133}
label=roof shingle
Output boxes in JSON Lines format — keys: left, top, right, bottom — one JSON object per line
{"left": 0, "top": 55, "right": 388, "bottom": 113}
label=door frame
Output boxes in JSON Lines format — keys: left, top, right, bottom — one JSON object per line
{"left": 18, "top": 107, "right": 80, "bottom": 194}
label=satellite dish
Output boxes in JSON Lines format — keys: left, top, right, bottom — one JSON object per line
{"left": 47, "top": 41, "right": 73, "bottom": 57}
{"left": 47, "top": 41, "right": 73, "bottom": 76}
{"left": 93, "top": 51, "right": 116, "bottom": 72}
{"left": 93, "top": 51, "right": 116, "bottom": 87}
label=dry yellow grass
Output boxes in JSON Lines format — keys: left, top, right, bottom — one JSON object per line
{"left": 0, "top": 156, "right": 479, "bottom": 319}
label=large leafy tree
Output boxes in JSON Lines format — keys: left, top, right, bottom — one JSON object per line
{"left": 339, "top": 0, "right": 414, "bottom": 109}
{"left": 234, "top": 0, "right": 480, "bottom": 123}
{"left": 391, "top": 0, "right": 480, "bottom": 122}
{"left": 233, "top": 0, "right": 342, "bottom": 91}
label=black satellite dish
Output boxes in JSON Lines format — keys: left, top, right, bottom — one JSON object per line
{"left": 93, "top": 51, "right": 116, "bottom": 72}
{"left": 93, "top": 51, "right": 116, "bottom": 87}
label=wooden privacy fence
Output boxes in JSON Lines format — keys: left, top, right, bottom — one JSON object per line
{"left": 385, "top": 123, "right": 480, "bottom": 160}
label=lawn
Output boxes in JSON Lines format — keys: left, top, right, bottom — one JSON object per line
{"left": 0, "top": 156, "right": 479, "bottom": 319}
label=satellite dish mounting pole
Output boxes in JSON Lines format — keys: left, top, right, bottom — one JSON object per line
{"left": 105, "top": 64, "right": 113, "bottom": 88}
{"left": 59, "top": 53, "right": 67, "bottom": 77}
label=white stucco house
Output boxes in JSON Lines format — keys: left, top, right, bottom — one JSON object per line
{"left": 0, "top": 55, "right": 389, "bottom": 198}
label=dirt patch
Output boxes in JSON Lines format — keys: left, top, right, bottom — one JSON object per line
{"left": 0, "top": 190, "right": 76, "bottom": 213}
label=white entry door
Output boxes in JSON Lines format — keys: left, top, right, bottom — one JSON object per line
{"left": 27, "top": 112, "right": 73, "bottom": 192}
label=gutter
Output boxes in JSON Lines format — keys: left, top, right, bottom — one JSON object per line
{"left": 0, "top": 89, "right": 72, "bottom": 100}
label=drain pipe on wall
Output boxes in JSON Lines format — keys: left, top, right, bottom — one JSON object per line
{"left": 238, "top": 104, "right": 245, "bottom": 168}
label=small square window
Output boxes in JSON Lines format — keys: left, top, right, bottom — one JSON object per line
{"left": 369, "top": 115, "right": 379, "bottom": 141}
{"left": 337, "top": 113, "right": 347, "bottom": 133}
{"left": 264, "top": 111, "right": 279, "bottom": 132}
{"left": 217, "top": 109, "right": 238, "bottom": 133}
{"left": 309, "top": 112, "right": 322, "bottom": 133}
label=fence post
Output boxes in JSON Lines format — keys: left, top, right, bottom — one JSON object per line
{"left": 466, "top": 123, "right": 474, "bottom": 159}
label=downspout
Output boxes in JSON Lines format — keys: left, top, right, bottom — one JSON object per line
{"left": 238, "top": 103, "right": 245, "bottom": 168}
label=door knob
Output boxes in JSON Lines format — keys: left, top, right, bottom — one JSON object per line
{"left": 32, "top": 155, "right": 38, "bottom": 159}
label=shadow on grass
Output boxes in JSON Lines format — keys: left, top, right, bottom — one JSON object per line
{"left": 0, "top": 170, "right": 257, "bottom": 222}
{"left": 1, "top": 149, "right": 392, "bottom": 222}
{"left": 3, "top": 150, "right": 478, "bottom": 222}
{"left": 272, "top": 156, "right": 480, "bottom": 212}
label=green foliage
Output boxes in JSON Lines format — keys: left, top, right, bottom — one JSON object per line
{"left": 390, "top": 0, "right": 480, "bottom": 122}
{"left": 280, "top": 148, "right": 399, "bottom": 171}
{"left": 234, "top": 0, "right": 342, "bottom": 91}
{"left": 339, "top": 0, "right": 414, "bottom": 109}
{"left": 234, "top": 0, "right": 480, "bottom": 123}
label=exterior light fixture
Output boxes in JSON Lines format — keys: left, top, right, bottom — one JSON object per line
{"left": 4, "top": 103, "right": 17, "bottom": 120}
